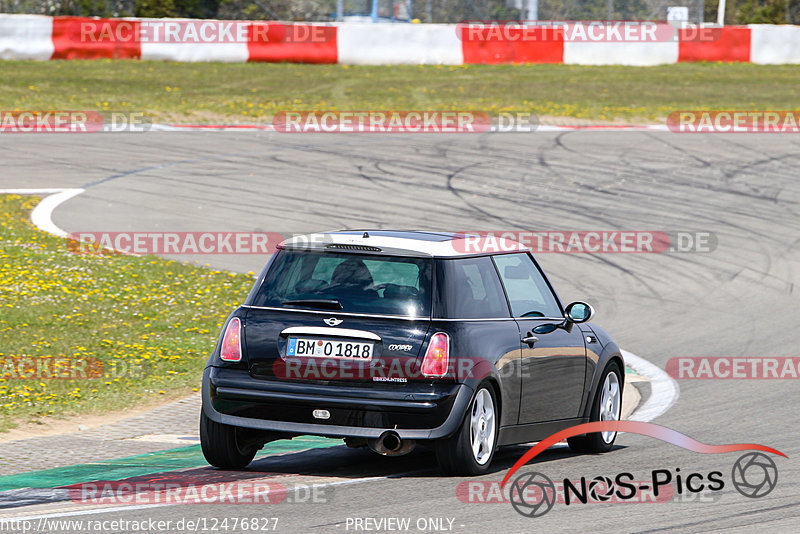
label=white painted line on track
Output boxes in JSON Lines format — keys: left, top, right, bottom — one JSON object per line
{"left": 623, "top": 349, "right": 680, "bottom": 422}
{"left": 0, "top": 188, "right": 84, "bottom": 237}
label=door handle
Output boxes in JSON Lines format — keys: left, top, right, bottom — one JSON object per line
{"left": 521, "top": 334, "right": 539, "bottom": 346}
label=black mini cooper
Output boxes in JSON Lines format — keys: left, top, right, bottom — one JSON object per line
{"left": 201, "top": 231, "right": 624, "bottom": 475}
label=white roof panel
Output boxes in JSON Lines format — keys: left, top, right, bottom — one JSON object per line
{"left": 279, "top": 230, "right": 528, "bottom": 258}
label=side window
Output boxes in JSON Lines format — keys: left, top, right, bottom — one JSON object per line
{"left": 492, "top": 253, "right": 562, "bottom": 318}
{"left": 435, "top": 257, "right": 510, "bottom": 319}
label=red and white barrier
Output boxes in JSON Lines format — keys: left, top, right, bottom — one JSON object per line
{"left": 247, "top": 23, "right": 337, "bottom": 63}
{"left": 51, "top": 17, "right": 140, "bottom": 59}
{"left": 459, "top": 26, "right": 562, "bottom": 64}
{"left": 0, "top": 14, "right": 53, "bottom": 60}
{"left": 749, "top": 24, "right": 800, "bottom": 64}
{"left": 678, "top": 26, "right": 750, "bottom": 62}
{"left": 2, "top": 15, "right": 800, "bottom": 65}
{"left": 338, "top": 23, "right": 462, "bottom": 65}
{"left": 564, "top": 41, "right": 679, "bottom": 66}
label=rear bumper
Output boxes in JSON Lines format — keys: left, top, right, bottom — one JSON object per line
{"left": 202, "top": 366, "right": 473, "bottom": 440}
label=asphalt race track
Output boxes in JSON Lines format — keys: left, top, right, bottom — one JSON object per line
{"left": 1, "top": 130, "right": 799, "bottom": 532}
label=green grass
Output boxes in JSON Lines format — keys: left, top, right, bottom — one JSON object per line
{"left": 3, "top": 60, "right": 800, "bottom": 123}
{"left": 0, "top": 195, "right": 254, "bottom": 431}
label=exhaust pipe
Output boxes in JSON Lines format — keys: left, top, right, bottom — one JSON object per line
{"left": 367, "top": 431, "right": 415, "bottom": 457}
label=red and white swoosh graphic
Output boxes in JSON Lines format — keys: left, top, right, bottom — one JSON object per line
{"left": 501, "top": 421, "right": 786, "bottom": 488}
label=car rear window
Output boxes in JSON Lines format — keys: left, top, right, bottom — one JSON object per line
{"left": 252, "top": 250, "right": 432, "bottom": 317}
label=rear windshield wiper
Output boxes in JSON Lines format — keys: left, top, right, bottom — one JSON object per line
{"left": 281, "top": 299, "right": 343, "bottom": 310}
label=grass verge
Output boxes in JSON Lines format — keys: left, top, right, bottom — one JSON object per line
{"left": 0, "top": 195, "right": 253, "bottom": 432}
{"left": 3, "top": 61, "right": 800, "bottom": 123}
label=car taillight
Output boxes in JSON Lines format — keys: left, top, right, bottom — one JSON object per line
{"left": 220, "top": 317, "right": 242, "bottom": 362}
{"left": 421, "top": 332, "right": 449, "bottom": 378}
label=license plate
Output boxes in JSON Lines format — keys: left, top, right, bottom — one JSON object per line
{"left": 287, "top": 337, "right": 373, "bottom": 361}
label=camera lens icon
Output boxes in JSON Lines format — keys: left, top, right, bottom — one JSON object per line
{"left": 509, "top": 472, "right": 557, "bottom": 518}
{"left": 732, "top": 452, "right": 778, "bottom": 498}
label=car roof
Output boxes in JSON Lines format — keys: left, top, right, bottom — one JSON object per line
{"left": 278, "top": 230, "right": 529, "bottom": 258}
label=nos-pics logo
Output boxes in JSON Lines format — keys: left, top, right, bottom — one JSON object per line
{"left": 501, "top": 421, "right": 783, "bottom": 518}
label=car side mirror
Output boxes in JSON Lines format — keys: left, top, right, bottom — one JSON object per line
{"left": 565, "top": 301, "right": 594, "bottom": 324}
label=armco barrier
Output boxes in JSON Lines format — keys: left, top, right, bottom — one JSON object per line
{"left": 1, "top": 15, "right": 800, "bottom": 66}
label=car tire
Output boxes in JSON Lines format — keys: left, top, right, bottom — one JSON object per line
{"left": 200, "top": 410, "right": 257, "bottom": 469}
{"left": 435, "top": 384, "right": 499, "bottom": 476}
{"left": 568, "top": 361, "right": 623, "bottom": 454}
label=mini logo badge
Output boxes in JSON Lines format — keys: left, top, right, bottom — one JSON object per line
{"left": 324, "top": 317, "right": 343, "bottom": 326}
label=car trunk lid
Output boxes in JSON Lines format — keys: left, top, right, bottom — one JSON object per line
{"left": 244, "top": 307, "right": 431, "bottom": 385}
